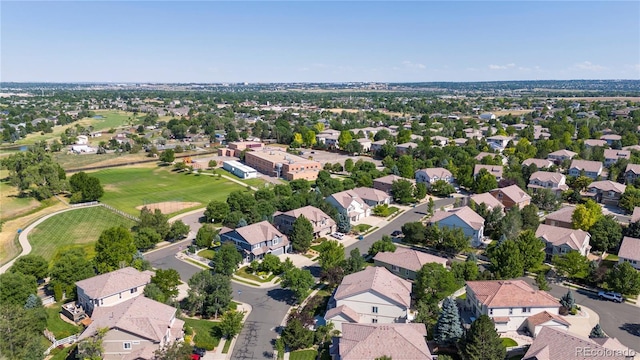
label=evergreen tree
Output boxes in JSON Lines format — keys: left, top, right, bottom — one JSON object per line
{"left": 535, "top": 273, "right": 550, "bottom": 291}
{"left": 24, "top": 294, "right": 42, "bottom": 309}
{"left": 290, "top": 215, "right": 314, "bottom": 252}
{"left": 434, "top": 297, "right": 463, "bottom": 346}
{"left": 560, "top": 290, "right": 575, "bottom": 310}
{"left": 589, "top": 323, "right": 606, "bottom": 338}
{"left": 337, "top": 212, "right": 351, "bottom": 233}
{"left": 460, "top": 315, "right": 506, "bottom": 360}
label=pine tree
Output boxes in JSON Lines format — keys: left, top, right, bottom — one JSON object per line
{"left": 589, "top": 323, "right": 606, "bottom": 338}
{"left": 560, "top": 290, "right": 575, "bottom": 310}
{"left": 24, "top": 294, "right": 42, "bottom": 309}
{"left": 460, "top": 315, "right": 506, "bottom": 360}
{"left": 434, "top": 297, "right": 463, "bottom": 346}
{"left": 337, "top": 213, "right": 351, "bottom": 233}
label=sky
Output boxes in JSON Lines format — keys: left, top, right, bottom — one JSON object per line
{"left": 1, "top": 1, "right": 639, "bottom": 83}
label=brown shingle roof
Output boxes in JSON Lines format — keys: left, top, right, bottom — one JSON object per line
{"left": 470, "top": 192, "right": 504, "bottom": 211}
{"left": 324, "top": 304, "right": 360, "bottom": 323}
{"left": 535, "top": 224, "right": 590, "bottom": 251}
{"left": 522, "top": 158, "right": 553, "bottom": 168}
{"left": 523, "top": 326, "right": 627, "bottom": 360}
{"left": 78, "top": 296, "right": 178, "bottom": 342}
{"left": 618, "top": 236, "right": 640, "bottom": 262}
{"left": 547, "top": 149, "right": 577, "bottom": 158}
{"left": 373, "top": 174, "right": 413, "bottom": 185}
{"left": 466, "top": 280, "right": 559, "bottom": 308}
{"left": 587, "top": 180, "right": 626, "bottom": 194}
{"left": 626, "top": 163, "right": 640, "bottom": 175}
{"left": 337, "top": 323, "right": 431, "bottom": 360}
{"left": 526, "top": 311, "right": 570, "bottom": 327}
{"left": 418, "top": 167, "right": 452, "bottom": 179}
{"left": 429, "top": 206, "right": 485, "bottom": 230}
{"left": 334, "top": 267, "right": 412, "bottom": 308}
{"left": 221, "top": 220, "right": 288, "bottom": 246}
{"left": 632, "top": 207, "right": 640, "bottom": 223}
{"left": 352, "top": 187, "right": 390, "bottom": 203}
{"left": 75, "top": 267, "right": 153, "bottom": 300}
{"left": 570, "top": 159, "right": 603, "bottom": 173}
{"left": 328, "top": 189, "right": 370, "bottom": 209}
{"left": 278, "top": 206, "right": 335, "bottom": 226}
{"left": 492, "top": 184, "right": 532, "bottom": 204}
{"left": 529, "top": 171, "right": 565, "bottom": 184}
{"left": 474, "top": 164, "right": 504, "bottom": 178}
{"left": 373, "top": 247, "right": 448, "bottom": 272}
{"left": 604, "top": 149, "right": 631, "bottom": 161}
{"left": 545, "top": 206, "right": 576, "bottom": 224}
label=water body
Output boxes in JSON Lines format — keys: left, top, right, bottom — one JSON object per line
{"left": 92, "top": 115, "right": 104, "bottom": 119}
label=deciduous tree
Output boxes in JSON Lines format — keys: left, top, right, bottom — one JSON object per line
{"left": 553, "top": 251, "right": 590, "bottom": 280}
{"left": 8, "top": 254, "right": 48, "bottom": 280}
{"left": 219, "top": 310, "right": 244, "bottom": 339}
{"left": 368, "top": 235, "right": 396, "bottom": 256}
{"left": 0, "top": 272, "right": 37, "bottom": 306}
{"left": 94, "top": 226, "right": 138, "bottom": 274}
{"left": 589, "top": 215, "right": 622, "bottom": 252}
{"left": 213, "top": 242, "right": 242, "bottom": 276}
{"left": 280, "top": 267, "right": 315, "bottom": 303}
{"left": 204, "top": 200, "right": 230, "bottom": 223}
{"left": 571, "top": 199, "right": 602, "bottom": 231}
{"left": 488, "top": 240, "right": 524, "bottom": 279}
{"left": 318, "top": 240, "right": 345, "bottom": 272}
{"left": 606, "top": 262, "right": 640, "bottom": 295}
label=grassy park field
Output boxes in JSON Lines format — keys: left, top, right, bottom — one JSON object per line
{"left": 27, "top": 206, "right": 135, "bottom": 261}
{"left": 91, "top": 166, "right": 253, "bottom": 215}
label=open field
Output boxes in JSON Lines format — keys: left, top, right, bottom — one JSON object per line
{"left": 0, "top": 170, "right": 42, "bottom": 220}
{"left": 135, "top": 201, "right": 201, "bottom": 214}
{"left": 27, "top": 206, "right": 135, "bottom": 261}
{"left": 91, "top": 166, "right": 251, "bottom": 215}
{"left": 551, "top": 96, "right": 640, "bottom": 102}
{"left": 492, "top": 109, "right": 534, "bottom": 117}
{"left": 324, "top": 108, "right": 407, "bottom": 117}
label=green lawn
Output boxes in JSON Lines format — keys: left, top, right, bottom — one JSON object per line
{"left": 222, "top": 339, "right": 232, "bottom": 354}
{"left": 91, "top": 166, "right": 250, "bottom": 215}
{"left": 352, "top": 224, "right": 372, "bottom": 234}
{"left": 502, "top": 337, "right": 518, "bottom": 347}
{"left": 183, "top": 318, "right": 222, "bottom": 351}
{"left": 235, "top": 267, "right": 277, "bottom": 283}
{"left": 198, "top": 249, "right": 216, "bottom": 260}
{"left": 27, "top": 206, "right": 135, "bottom": 261}
{"left": 211, "top": 168, "right": 265, "bottom": 188}
{"left": 50, "top": 345, "right": 75, "bottom": 360}
{"left": 289, "top": 349, "right": 318, "bottom": 360}
{"left": 46, "top": 304, "right": 81, "bottom": 339}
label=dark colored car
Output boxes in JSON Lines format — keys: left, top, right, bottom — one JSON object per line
{"left": 193, "top": 347, "right": 207, "bottom": 357}
{"left": 391, "top": 230, "right": 402, "bottom": 237}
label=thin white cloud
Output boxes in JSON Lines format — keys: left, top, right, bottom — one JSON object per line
{"left": 489, "top": 63, "right": 516, "bottom": 70}
{"left": 402, "top": 60, "right": 426, "bottom": 69}
{"left": 572, "top": 61, "right": 607, "bottom": 71}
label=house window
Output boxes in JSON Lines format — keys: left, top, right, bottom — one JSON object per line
{"left": 372, "top": 306, "right": 379, "bottom": 313}
{"left": 130, "top": 287, "right": 137, "bottom": 294}
{"left": 522, "top": 307, "right": 531, "bottom": 313}
{"left": 391, "top": 265, "right": 399, "bottom": 272}
{"left": 123, "top": 342, "right": 132, "bottom": 350}
{"left": 509, "top": 308, "right": 513, "bottom": 315}
{"left": 489, "top": 309, "right": 493, "bottom": 315}
{"left": 372, "top": 319, "right": 378, "bottom": 323}
{"left": 273, "top": 237, "right": 279, "bottom": 245}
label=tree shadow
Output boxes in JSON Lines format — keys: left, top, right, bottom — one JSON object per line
{"left": 266, "top": 288, "right": 297, "bottom": 306}
{"left": 620, "top": 323, "right": 640, "bottom": 337}
{"left": 575, "top": 288, "right": 599, "bottom": 300}
{"left": 305, "top": 265, "right": 322, "bottom": 278}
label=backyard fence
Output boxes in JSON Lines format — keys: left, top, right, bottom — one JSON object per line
{"left": 43, "top": 331, "right": 78, "bottom": 355}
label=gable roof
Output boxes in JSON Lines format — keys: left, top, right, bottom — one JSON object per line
{"left": 416, "top": 167, "right": 452, "bottom": 179}
{"left": 545, "top": 206, "right": 575, "bottom": 224}
{"left": 522, "top": 158, "right": 553, "bottom": 168}
{"left": 221, "top": 221, "right": 288, "bottom": 245}
{"left": 570, "top": 159, "right": 603, "bottom": 173}
{"left": 78, "top": 296, "right": 181, "bottom": 343}
{"left": 584, "top": 139, "right": 608, "bottom": 147}
{"left": 491, "top": 184, "right": 532, "bottom": 203}
{"left": 277, "top": 206, "right": 335, "bottom": 225}
{"left": 529, "top": 171, "right": 566, "bottom": 184}
{"left": 373, "top": 174, "right": 413, "bottom": 185}
{"left": 618, "top": 236, "right": 640, "bottom": 262}
{"left": 470, "top": 192, "right": 504, "bottom": 211}
{"left": 352, "top": 187, "right": 390, "bottom": 202}
{"left": 547, "top": 149, "right": 577, "bottom": 158}
{"left": 75, "top": 267, "right": 153, "bottom": 299}
{"left": 535, "top": 224, "right": 590, "bottom": 251}
{"left": 604, "top": 149, "right": 631, "bottom": 161}
{"left": 337, "top": 323, "right": 431, "bottom": 360}
{"left": 328, "top": 189, "right": 370, "bottom": 209}
{"left": 523, "top": 326, "right": 627, "bottom": 360}
{"left": 429, "top": 206, "right": 485, "bottom": 230}
{"left": 333, "top": 267, "right": 412, "bottom": 308}
{"left": 466, "top": 280, "right": 559, "bottom": 308}
{"left": 632, "top": 207, "right": 640, "bottom": 223}
{"left": 373, "top": 247, "right": 448, "bottom": 272}
{"left": 474, "top": 164, "right": 504, "bottom": 178}
{"left": 625, "top": 163, "right": 640, "bottom": 175}
{"left": 526, "top": 311, "right": 570, "bottom": 327}
{"left": 587, "top": 180, "right": 626, "bottom": 194}
{"left": 324, "top": 304, "right": 360, "bottom": 323}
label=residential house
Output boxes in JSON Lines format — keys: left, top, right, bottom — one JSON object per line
{"left": 431, "top": 136, "right": 449, "bottom": 147}
{"left": 524, "top": 311, "right": 570, "bottom": 338}
{"left": 75, "top": 267, "right": 154, "bottom": 316}
{"left": 219, "top": 221, "right": 290, "bottom": 262}
{"left": 474, "top": 164, "right": 504, "bottom": 181}
{"left": 373, "top": 247, "right": 448, "bottom": 280}
{"left": 535, "top": 224, "right": 591, "bottom": 259}
{"left": 370, "top": 139, "right": 387, "bottom": 153}
{"left": 351, "top": 187, "right": 392, "bottom": 206}
{"left": 475, "top": 152, "right": 506, "bottom": 165}
{"left": 77, "top": 296, "right": 184, "bottom": 360}
{"left": 453, "top": 138, "right": 468, "bottom": 146}
{"left": 600, "top": 134, "right": 622, "bottom": 146}
{"left": 469, "top": 192, "right": 504, "bottom": 213}
{"left": 585, "top": 180, "right": 626, "bottom": 206}
{"left": 316, "top": 130, "right": 341, "bottom": 145}
{"left": 326, "top": 189, "right": 371, "bottom": 222}
{"left": 632, "top": 207, "right": 640, "bottom": 223}
{"left": 330, "top": 323, "right": 431, "bottom": 360}
{"left": 604, "top": 149, "right": 631, "bottom": 167}
{"left": 395, "top": 142, "right": 418, "bottom": 155}
{"left": 324, "top": 266, "right": 413, "bottom": 332}
{"left": 464, "top": 280, "right": 561, "bottom": 333}
{"left": 618, "top": 236, "right": 640, "bottom": 270}
{"left": 528, "top": 171, "right": 568, "bottom": 197}
{"left": 522, "top": 158, "right": 553, "bottom": 169}
{"left": 273, "top": 206, "right": 336, "bottom": 239}
{"left": 544, "top": 206, "right": 575, "bottom": 229}
{"left": 547, "top": 149, "right": 577, "bottom": 163}
{"left": 486, "top": 135, "right": 513, "bottom": 151}
{"left": 523, "top": 326, "right": 628, "bottom": 360}
{"left": 357, "top": 138, "right": 372, "bottom": 152}
{"left": 429, "top": 206, "right": 485, "bottom": 247}
{"left": 490, "top": 185, "right": 532, "bottom": 210}
{"left": 568, "top": 160, "right": 603, "bottom": 179}
{"left": 414, "top": 167, "right": 454, "bottom": 186}
{"left": 373, "top": 175, "right": 415, "bottom": 194}
{"left": 624, "top": 163, "right": 640, "bottom": 184}
{"left": 584, "top": 139, "right": 608, "bottom": 148}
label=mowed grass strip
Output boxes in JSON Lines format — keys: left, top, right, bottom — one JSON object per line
{"left": 27, "top": 206, "right": 135, "bottom": 261}
{"left": 91, "top": 166, "right": 250, "bottom": 215}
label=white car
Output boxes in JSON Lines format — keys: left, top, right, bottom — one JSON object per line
{"left": 331, "top": 232, "right": 345, "bottom": 240}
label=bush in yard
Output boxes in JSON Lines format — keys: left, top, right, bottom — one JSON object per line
{"left": 281, "top": 318, "right": 314, "bottom": 351}
{"left": 260, "top": 254, "right": 282, "bottom": 274}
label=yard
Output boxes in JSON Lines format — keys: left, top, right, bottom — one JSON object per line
{"left": 501, "top": 337, "right": 518, "bottom": 347}
{"left": 90, "top": 166, "right": 250, "bottom": 215}
{"left": 0, "top": 173, "right": 43, "bottom": 221}
{"left": 46, "top": 303, "right": 81, "bottom": 339}
{"left": 183, "top": 318, "right": 222, "bottom": 351}
{"left": 27, "top": 206, "right": 135, "bottom": 261}
{"left": 289, "top": 349, "right": 318, "bottom": 360}
{"left": 235, "top": 266, "right": 277, "bottom": 283}
{"left": 351, "top": 223, "right": 372, "bottom": 234}
{"left": 198, "top": 249, "right": 216, "bottom": 260}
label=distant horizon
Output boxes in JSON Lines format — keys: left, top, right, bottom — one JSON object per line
{"left": 2, "top": 1, "right": 639, "bottom": 82}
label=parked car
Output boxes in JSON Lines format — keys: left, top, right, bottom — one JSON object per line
{"left": 391, "top": 230, "right": 402, "bottom": 237}
{"left": 331, "top": 232, "right": 345, "bottom": 240}
{"left": 193, "top": 347, "right": 206, "bottom": 357}
{"left": 598, "top": 290, "right": 623, "bottom": 303}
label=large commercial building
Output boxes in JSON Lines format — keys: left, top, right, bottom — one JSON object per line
{"left": 244, "top": 149, "right": 321, "bottom": 181}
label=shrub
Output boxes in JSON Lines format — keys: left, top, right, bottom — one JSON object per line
{"left": 559, "top": 306, "right": 569, "bottom": 316}
{"left": 569, "top": 308, "right": 578, "bottom": 315}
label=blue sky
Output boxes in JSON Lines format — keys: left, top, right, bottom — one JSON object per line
{"left": 2, "top": 1, "right": 639, "bottom": 82}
